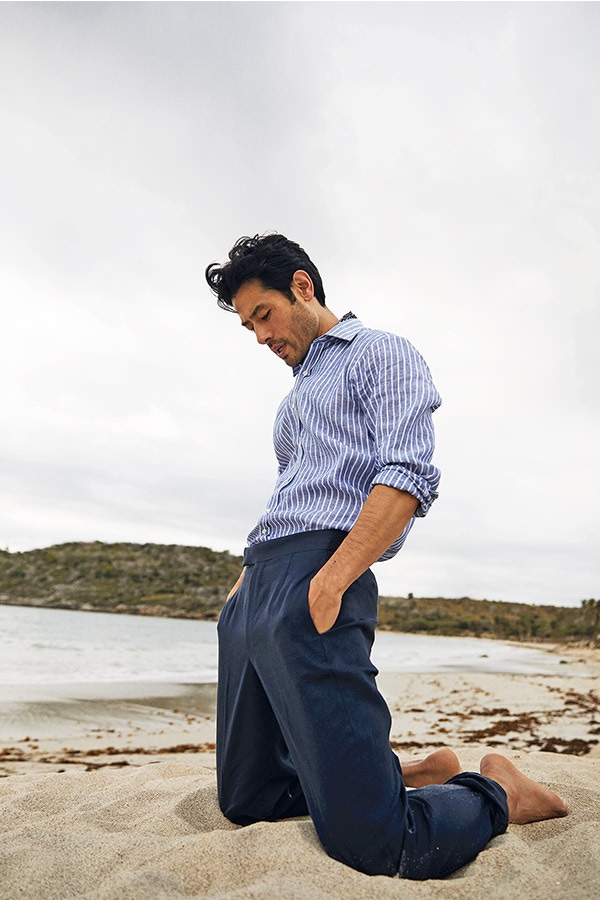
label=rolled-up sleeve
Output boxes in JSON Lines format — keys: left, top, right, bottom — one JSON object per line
{"left": 352, "top": 333, "right": 442, "bottom": 517}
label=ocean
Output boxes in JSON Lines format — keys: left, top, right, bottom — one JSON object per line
{"left": 0, "top": 603, "right": 571, "bottom": 688}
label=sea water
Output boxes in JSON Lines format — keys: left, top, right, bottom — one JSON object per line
{"left": 0, "top": 603, "right": 571, "bottom": 687}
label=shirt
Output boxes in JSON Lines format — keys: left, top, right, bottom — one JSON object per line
{"left": 246, "top": 314, "right": 442, "bottom": 561}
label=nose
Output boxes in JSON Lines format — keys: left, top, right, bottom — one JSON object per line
{"left": 254, "top": 323, "right": 270, "bottom": 345}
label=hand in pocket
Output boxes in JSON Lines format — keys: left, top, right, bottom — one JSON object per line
{"left": 226, "top": 568, "right": 246, "bottom": 601}
{"left": 308, "top": 575, "right": 343, "bottom": 634}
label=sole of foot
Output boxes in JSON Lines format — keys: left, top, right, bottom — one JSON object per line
{"left": 401, "top": 748, "right": 462, "bottom": 788}
{"left": 480, "top": 752, "right": 569, "bottom": 824}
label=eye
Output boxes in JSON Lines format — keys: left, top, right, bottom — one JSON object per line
{"left": 260, "top": 311, "right": 271, "bottom": 321}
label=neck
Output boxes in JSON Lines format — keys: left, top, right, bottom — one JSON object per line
{"left": 316, "top": 306, "right": 340, "bottom": 337}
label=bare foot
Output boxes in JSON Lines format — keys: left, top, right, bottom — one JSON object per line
{"left": 480, "top": 753, "right": 569, "bottom": 824}
{"left": 401, "top": 748, "right": 462, "bottom": 788}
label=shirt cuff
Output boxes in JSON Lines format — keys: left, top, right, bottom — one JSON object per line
{"left": 371, "top": 466, "right": 440, "bottom": 517}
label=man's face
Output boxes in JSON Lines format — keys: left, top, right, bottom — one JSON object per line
{"left": 233, "top": 278, "right": 321, "bottom": 368}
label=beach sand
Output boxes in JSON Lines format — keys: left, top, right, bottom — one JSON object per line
{"left": 1, "top": 643, "right": 598, "bottom": 899}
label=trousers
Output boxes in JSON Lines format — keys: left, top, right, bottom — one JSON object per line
{"left": 216, "top": 530, "right": 509, "bottom": 878}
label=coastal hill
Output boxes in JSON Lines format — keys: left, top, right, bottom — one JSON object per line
{"left": 0, "top": 541, "right": 597, "bottom": 643}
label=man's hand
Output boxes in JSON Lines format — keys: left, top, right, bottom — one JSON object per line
{"left": 308, "top": 571, "right": 343, "bottom": 634}
{"left": 226, "top": 568, "right": 245, "bottom": 601}
{"left": 306, "top": 486, "right": 420, "bottom": 634}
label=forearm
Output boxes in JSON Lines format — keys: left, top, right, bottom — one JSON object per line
{"left": 317, "top": 484, "right": 418, "bottom": 594}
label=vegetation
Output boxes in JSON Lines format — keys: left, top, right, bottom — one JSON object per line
{"left": 378, "top": 594, "right": 599, "bottom": 644}
{"left": 0, "top": 542, "right": 597, "bottom": 643}
{"left": 0, "top": 542, "right": 244, "bottom": 620}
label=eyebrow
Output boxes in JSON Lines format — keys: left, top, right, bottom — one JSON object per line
{"left": 240, "top": 304, "right": 266, "bottom": 328}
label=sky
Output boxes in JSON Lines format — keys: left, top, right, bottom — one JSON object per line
{"left": 1, "top": 1, "right": 598, "bottom": 608}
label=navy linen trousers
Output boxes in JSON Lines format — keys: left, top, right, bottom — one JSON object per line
{"left": 216, "top": 530, "right": 509, "bottom": 879}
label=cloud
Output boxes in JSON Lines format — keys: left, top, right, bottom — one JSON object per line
{"left": 0, "top": 2, "right": 598, "bottom": 606}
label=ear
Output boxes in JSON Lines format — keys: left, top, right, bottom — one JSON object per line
{"left": 290, "top": 270, "right": 314, "bottom": 302}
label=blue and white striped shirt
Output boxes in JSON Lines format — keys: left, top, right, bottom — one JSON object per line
{"left": 247, "top": 315, "right": 442, "bottom": 561}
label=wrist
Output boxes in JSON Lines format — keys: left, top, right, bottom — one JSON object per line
{"left": 313, "top": 553, "right": 356, "bottom": 597}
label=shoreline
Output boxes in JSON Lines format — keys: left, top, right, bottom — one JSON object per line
{"left": 1, "top": 643, "right": 598, "bottom": 779}
{"left": 2, "top": 594, "right": 596, "bottom": 644}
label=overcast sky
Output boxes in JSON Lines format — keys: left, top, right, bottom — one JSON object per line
{"left": 1, "top": 2, "right": 598, "bottom": 607}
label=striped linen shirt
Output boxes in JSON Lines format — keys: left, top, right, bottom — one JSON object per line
{"left": 247, "top": 314, "right": 442, "bottom": 561}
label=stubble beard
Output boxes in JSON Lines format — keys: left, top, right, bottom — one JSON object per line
{"left": 284, "top": 301, "right": 321, "bottom": 368}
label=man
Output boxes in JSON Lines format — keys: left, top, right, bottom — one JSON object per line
{"left": 205, "top": 233, "right": 567, "bottom": 879}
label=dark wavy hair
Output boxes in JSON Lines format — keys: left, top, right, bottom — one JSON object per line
{"left": 205, "top": 233, "right": 326, "bottom": 312}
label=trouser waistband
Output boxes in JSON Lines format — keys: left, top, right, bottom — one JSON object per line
{"left": 242, "top": 529, "right": 348, "bottom": 565}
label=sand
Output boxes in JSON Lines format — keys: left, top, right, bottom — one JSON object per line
{"left": 1, "top": 643, "right": 599, "bottom": 899}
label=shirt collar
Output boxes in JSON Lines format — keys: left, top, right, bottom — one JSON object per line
{"left": 292, "top": 312, "right": 362, "bottom": 376}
